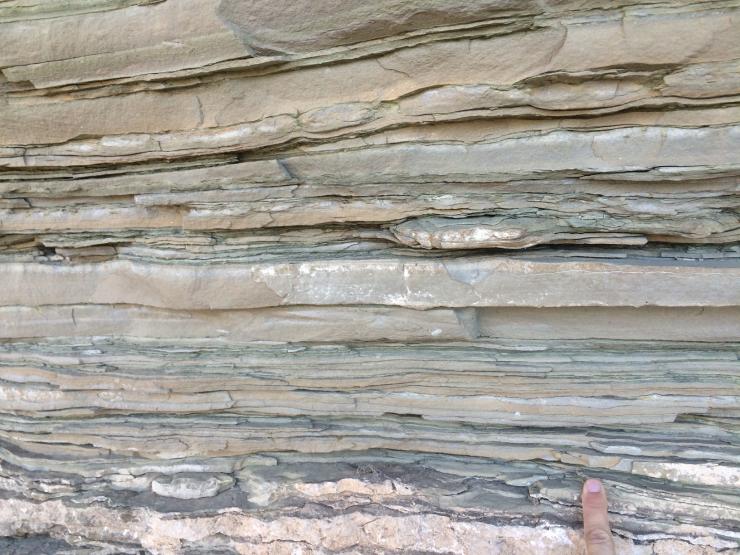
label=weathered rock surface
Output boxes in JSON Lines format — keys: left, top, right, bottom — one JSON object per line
{"left": 1, "top": 0, "right": 739, "bottom": 553}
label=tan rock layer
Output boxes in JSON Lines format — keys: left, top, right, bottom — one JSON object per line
{"left": 2, "top": 4, "right": 739, "bottom": 145}
{"left": 2, "top": 254, "right": 738, "bottom": 309}
{"left": 2, "top": 304, "right": 738, "bottom": 342}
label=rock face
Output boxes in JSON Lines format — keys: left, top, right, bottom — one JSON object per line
{"left": 1, "top": 0, "right": 739, "bottom": 553}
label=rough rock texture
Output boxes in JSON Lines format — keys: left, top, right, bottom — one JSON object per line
{"left": 1, "top": 0, "right": 739, "bottom": 553}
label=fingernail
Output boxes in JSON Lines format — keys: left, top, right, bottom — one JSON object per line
{"left": 585, "top": 479, "right": 602, "bottom": 493}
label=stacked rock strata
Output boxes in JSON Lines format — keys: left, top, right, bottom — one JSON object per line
{"left": 1, "top": 0, "right": 739, "bottom": 553}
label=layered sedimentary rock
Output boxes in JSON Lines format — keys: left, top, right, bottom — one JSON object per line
{"left": 1, "top": 0, "right": 739, "bottom": 553}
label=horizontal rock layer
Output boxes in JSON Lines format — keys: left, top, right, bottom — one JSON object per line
{"left": 1, "top": 0, "right": 739, "bottom": 553}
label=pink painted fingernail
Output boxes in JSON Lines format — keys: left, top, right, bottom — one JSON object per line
{"left": 586, "top": 479, "right": 602, "bottom": 493}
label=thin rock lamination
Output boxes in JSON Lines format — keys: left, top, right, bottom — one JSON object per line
{"left": 0, "top": 0, "right": 739, "bottom": 553}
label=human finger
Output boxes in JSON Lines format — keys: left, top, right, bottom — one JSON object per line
{"left": 581, "top": 478, "right": 615, "bottom": 555}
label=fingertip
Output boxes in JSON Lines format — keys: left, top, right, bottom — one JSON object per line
{"left": 584, "top": 478, "right": 602, "bottom": 494}
{"left": 582, "top": 478, "right": 607, "bottom": 508}
{"left": 581, "top": 478, "right": 614, "bottom": 554}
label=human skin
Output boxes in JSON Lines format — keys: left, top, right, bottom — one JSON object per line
{"left": 582, "top": 479, "right": 616, "bottom": 555}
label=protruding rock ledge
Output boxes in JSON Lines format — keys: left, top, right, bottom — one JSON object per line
{"left": 1, "top": 253, "right": 737, "bottom": 309}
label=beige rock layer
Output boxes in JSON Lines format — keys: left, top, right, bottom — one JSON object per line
{"left": 2, "top": 254, "right": 738, "bottom": 309}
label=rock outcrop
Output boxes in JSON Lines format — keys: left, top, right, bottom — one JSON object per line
{"left": 1, "top": 0, "right": 739, "bottom": 553}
